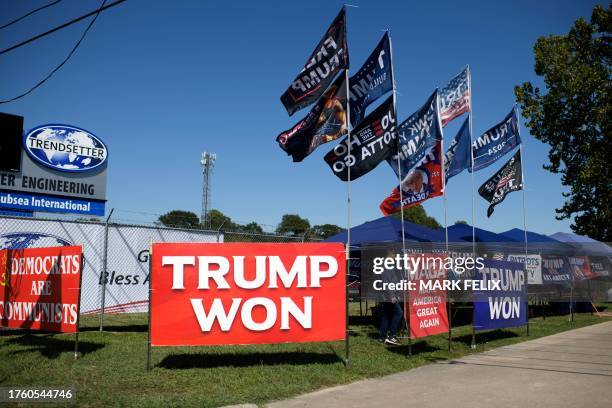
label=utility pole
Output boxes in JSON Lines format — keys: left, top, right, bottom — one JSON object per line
{"left": 200, "top": 152, "right": 216, "bottom": 228}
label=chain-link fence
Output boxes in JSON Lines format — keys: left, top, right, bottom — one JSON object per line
{"left": 0, "top": 214, "right": 321, "bottom": 329}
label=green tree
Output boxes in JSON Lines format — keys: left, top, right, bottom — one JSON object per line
{"left": 276, "top": 214, "right": 311, "bottom": 236}
{"left": 158, "top": 210, "right": 200, "bottom": 228}
{"left": 391, "top": 205, "right": 441, "bottom": 230}
{"left": 454, "top": 220, "right": 468, "bottom": 225}
{"left": 207, "top": 209, "right": 235, "bottom": 230}
{"left": 312, "top": 224, "right": 343, "bottom": 239}
{"left": 240, "top": 221, "right": 264, "bottom": 234}
{"left": 515, "top": 5, "right": 611, "bottom": 241}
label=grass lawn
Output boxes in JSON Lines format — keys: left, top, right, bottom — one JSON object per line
{"left": 0, "top": 305, "right": 610, "bottom": 407}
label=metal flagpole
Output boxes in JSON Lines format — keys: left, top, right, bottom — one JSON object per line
{"left": 438, "top": 89, "right": 452, "bottom": 353}
{"left": 517, "top": 104, "right": 530, "bottom": 336}
{"left": 344, "top": 66, "right": 351, "bottom": 368}
{"left": 468, "top": 66, "right": 477, "bottom": 349}
{"left": 340, "top": 4, "right": 352, "bottom": 368}
{"left": 147, "top": 241, "right": 153, "bottom": 370}
{"left": 388, "top": 31, "right": 410, "bottom": 356}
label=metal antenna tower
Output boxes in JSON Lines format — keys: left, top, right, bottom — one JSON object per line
{"left": 200, "top": 152, "right": 216, "bottom": 227}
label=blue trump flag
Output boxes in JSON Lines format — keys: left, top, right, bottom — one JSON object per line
{"left": 386, "top": 90, "right": 442, "bottom": 177}
{"left": 444, "top": 117, "right": 471, "bottom": 179}
{"left": 349, "top": 32, "right": 393, "bottom": 127}
{"left": 473, "top": 259, "right": 527, "bottom": 330}
{"left": 471, "top": 106, "right": 521, "bottom": 172}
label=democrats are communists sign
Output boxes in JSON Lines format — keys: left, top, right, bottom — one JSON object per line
{"left": 150, "top": 243, "right": 346, "bottom": 346}
{"left": 0, "top": 246, "right": 83, "bottom": 332}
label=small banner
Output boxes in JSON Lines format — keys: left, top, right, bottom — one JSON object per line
{"left": 507, "top": 254, "right": 543, "bottom": 285}
{"left": 150, "top": 243, "right": 346, "bottom": 346}
{"left": 387, "top": 90, "right": 442, "bottom": 177}
{"left": 568, "top": 256, "right": 596, "bottom": 281}
{"left": 473, "top": 259, "right": 527, "bottom": 330}
{"left": 0, "top": 246, "right": 82, "bottom": 332}
{"left": 439, "top": 67, "right": 471, "bottom": 126}
{"left": 588, "top": 257, "right": 611, "bottom": 277}
{"left": 542, "top": 256, "right": 572, "bottom": 285}
{"left": 408, "top": 255, "right": 449, "bottom": 339}
{"left": 471, "top": 106, "right": 521, "bottom": 172}
{"left": 276, "top": 74, "right": 347, "bottom": 162}
{"left": 324, "top": 95, "right": 397, "bottom": 181}
{"left": 380, "top": 142, "right": 443, "bottom": 216}
{"left": 280, "top": 8, "right": 349, "bottom": 116}
{"left": 478, "top": 150, "right": 523, "bottom": 217}
{"left": 349, "top": 32, "right": 393, "bottom": 127}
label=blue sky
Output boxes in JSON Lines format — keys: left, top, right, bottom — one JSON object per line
{"left": 0, "top": 0, "right": 603, "bottom": 234}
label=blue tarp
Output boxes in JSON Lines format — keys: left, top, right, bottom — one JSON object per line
{"left": 324, "top": 216, "right": 443, "bottom": 245}
{"left": 446, "top": 223, "right": 517, "bottom": 243}
{"left": 550, "top": 232, "right": 612, "bottom": 256}
{"left": 501, "top": 228, "right": 559, "bottom": 243}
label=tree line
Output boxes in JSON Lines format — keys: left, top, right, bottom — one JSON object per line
{"left": 157, "top": 204, "right": 445, "bottom": 240}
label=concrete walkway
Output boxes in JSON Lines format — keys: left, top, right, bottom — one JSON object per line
{"left": 266, "top": 321, "right": 612, "bottom": 408}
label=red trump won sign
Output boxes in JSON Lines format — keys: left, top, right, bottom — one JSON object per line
{"left": 150, "top": 243, "right": 346, "bottom": 346}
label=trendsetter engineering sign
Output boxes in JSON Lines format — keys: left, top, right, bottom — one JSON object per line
{"left": 0, "top": 123, "right": 108, "bottom": 216}
{"left": 151, "top": 243, "right": 346, "bottom": 346}
{"left": 0, "top": 246, "right": 83, "bottom": 333}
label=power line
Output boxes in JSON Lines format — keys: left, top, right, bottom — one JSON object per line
{"left": 0, "top": 0, "right": 64, "bottom": 30}
{"left": 0, "top": 0, "right": 123, "bottom": 104}
{"left": 0, "top": 0, "right": 127, "bottom": 56}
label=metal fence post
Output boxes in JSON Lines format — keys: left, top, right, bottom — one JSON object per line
{"left": 99, "top": 208, "right": 114, "bottom": 331}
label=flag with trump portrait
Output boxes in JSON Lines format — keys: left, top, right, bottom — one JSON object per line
{"left": 276, "top": 74, "right": 348, "bottom": 162}
{"left": 439, "top": 67, "right": 471, "bottom": 127}
{"left": 380, "top": 142, "right": 444, "bottom": 216}
{"left": 280, "top": 8, "right": 349, "bottom": 116}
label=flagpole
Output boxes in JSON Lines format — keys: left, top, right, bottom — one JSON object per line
{"left": 436, "top": 89, "right": 452, "bottom": 353}
{"left": 388, "top": 31, "right": 411, "bottom": 355}
{"left": 516, "top": 104, "right": 530, "bottom": 336}
{"left": 468, "top": 65, "right": 477, "bottom": 349}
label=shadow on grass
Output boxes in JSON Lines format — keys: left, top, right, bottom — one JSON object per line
{"left": 454, "top": 329, "right": 519, "bottom": 346}
{"left": 384, "top": 340, "right": 440, "bottom": 357}
{"left": 7, "top": 334, "right": 104, "bottom": 359}
{"left": 349, "top": 315, "right": 377, "bottom": 326}
{"left": 157, "top": 350, "right": 343, "bottom": 369}
{"left": 80, "top": 324, "right": 148, "bottom": 333}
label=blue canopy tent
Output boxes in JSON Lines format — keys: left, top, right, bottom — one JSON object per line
{"left": 324, "top": 216, "right": 443, "bottom": 315}
{"left": 446, "top": 223, "right": 518, "bottom": 243}
{"left": 550, "top": 232, "right": 612, "bottom": 257}
{"left": 501, "top": 228, "right": 559, "bottom": 243}
{"left": 324, "top": 216, "right": 443, "bottom": 245}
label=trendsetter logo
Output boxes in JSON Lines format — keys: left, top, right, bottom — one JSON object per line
{"left": 0, "top": 232, "right": 73, "bottom": 250}
{"left": 24, "top": 124, "right": 108, "bottom": 173}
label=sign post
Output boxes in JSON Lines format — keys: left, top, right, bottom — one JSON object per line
{"left": 74, "top": 249, "right": 84, "bottom": 360}
{"left": 147, "top": 243, "right": 153, "bottom": 370}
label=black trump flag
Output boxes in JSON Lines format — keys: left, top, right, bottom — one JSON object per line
{"left": 478, "top": 150, "right": 523, "bottom": 217}
{"left": 280, "top": 8, "right": 349, "bottom": 116}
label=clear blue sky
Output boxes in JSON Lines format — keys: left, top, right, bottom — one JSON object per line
{"left": 0, "top": 0, "right": 603, "bottom": 234}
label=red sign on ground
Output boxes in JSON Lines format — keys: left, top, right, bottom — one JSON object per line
{"left": 0, "top": 246, "right": 83, "bottom": 333}
{"left": 150, "top": 243, "right": 346, "bottom": 346}
{"left": 409, "top": 279, "right": 449, "bottom": 339}
{"left": 407, "top": 254, "right": 449, "bottom": 339}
